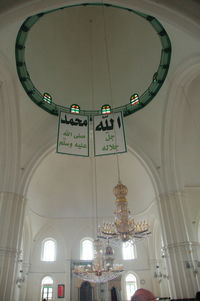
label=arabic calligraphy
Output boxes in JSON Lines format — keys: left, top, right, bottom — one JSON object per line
{"left": 102, "top": 144, "right": 119, "bottom": 151}
{"left": 63, "top": 130, "right": 72, "bottom": 137}
{"left": 59, "top": 141, "right": 86, "bottom": 149}
{"left": 59, "top": 141, "right": 73, "bottom": 148}
{"left": 57, "top": 111, "right": 126, "bottom": 157}
{"left": 74, "top": 142, "right": 87, "bottom": 149}
{"left": 95, "top": 116, "right": 121, "bottom": 131}
{"left": 94, "top": 112, "right": 126, "bottom": 156}
{"left": 57, "top": 113, "right": 89, "bottom": 156}
{"left": 105, "top": 133, "right": 115, "bottom": 142}
{"left": 61, "top": 115, "right": 88, "bottom": 127}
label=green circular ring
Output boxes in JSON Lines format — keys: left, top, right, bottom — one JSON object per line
{"left": 15, "top": 2, "right": 171, "bottom": 117}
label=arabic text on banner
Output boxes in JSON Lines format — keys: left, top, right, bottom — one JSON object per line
{"left": 57, "top": 112, "right": 89, "bottom": 157}
{"left": 93, "top": 112, "right": 127, "bottom": 156}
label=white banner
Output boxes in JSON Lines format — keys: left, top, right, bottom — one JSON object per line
{"left": 57, "top": 112, "right": 89, "bottom": 157}
{"left": 93, "top": 112, "right": 127, "bottom": 156}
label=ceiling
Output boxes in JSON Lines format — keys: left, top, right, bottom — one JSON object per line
{"left": 25, "top": 5, "right": 161, "bottom": 111}
{"left": 0, "top": 0, "right": 199, "bottom": 222}
{"left": 27, "top": 151, "right": 155, "bottom": 219}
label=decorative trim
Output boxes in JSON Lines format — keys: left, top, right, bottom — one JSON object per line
{"left": 166, "top": 241, "right": 200, "bottom": 249}
{"left": 161, "top": 55, "right": 200, "bottom": 192}
{"left": 0, "top": 247, "right": 19, "bottom": 256}
{"left": 0, "top": 191, "right": 25, "bottom": 200}
{"left": 15, "top": 2, "right": 171, "bottom": 117}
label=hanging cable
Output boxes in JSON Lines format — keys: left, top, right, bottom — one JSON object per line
{"left": 101, "top": 0, "right": 122, "bottom": 183}
{"left": 88, "top": 18, "right": 97, "bottom": 238}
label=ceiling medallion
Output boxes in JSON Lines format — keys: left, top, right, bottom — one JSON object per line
{"left": 16, "top": 3, "right": 171, "bottom": 117}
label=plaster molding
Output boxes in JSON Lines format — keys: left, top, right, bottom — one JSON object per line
{"left": 0, "top": 57, "right": 21, "bottom": 193}
{"left": 20, "top": 142, "right": 162, "bottom": 220}
{"left": 28, "top": 197, "right": 157, "bottom": 221}
{"left": 19, "top": 141, "right": 55, "bottom": 196}
{"left": 0, "top": 191, "right": 25, "bottom": 201}
{"left": 128, "top": 145, "right": 163, "bottom": 197}
{"left": 0, "top": 247, "right": 19, "bottom": 256}
{"left": 159, "top": 191, "right": 187, "bottom": 202}
{"left": 161, "top": 55, "right": 200, "bottom": 193}
{"left": 31, "top": 223, "right": 67, "bottom": 257}
{"left": 157, "top": 190, "right": 191, "bottom": 248}
{"left": 167, "top": 241, "right": 200, "bottom": 249}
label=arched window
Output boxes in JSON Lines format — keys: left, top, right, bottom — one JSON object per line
{"left": 122, "top": 241, "right": 136, "bottom": 260}
{"left": 70, "top": 104, "right": 80, "bottom": 114}
{"left": 125, "top": 273, "right": 137, "bottom": 301}
{"left": 80, "top": 238, "right": 94, "bottom": 260}
{"left": 130, "top": 93, "right": 140, "bottom": 106}
{"left": 41, "top": 238, "right": 56, "bottom": 262}
{"left": 43, "top": 92, "right": 52, "bottom": 104}
{"left": 41, "top": 276, "right": 53, "bottom": 300}
{"left": 101, "top": 104, "right": 111, "bottom": 114}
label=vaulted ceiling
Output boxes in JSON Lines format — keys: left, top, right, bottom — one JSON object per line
{"left": 0, "top": 0, "right": 199, "bottom": 223}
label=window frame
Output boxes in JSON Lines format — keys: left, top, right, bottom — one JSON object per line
{"left": 41, "top": 276, "right": 54, "bottom": 301}
{"left": 122, "top": 241, "right": 136, "bottom": 260}
{"left": 80, "top": 237, "right": 94, "bottom": 260}
{"left": 124, "top": 272, "right": 138, "bottom": 301}
{"left": 41, "top": 238, "right": 57, "bottom": 262}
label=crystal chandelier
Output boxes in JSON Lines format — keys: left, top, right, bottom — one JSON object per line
{"left": 98, "top": 182, "right": 151, "bottom": 243}
{"left": 73, "top": 239, "right": 124, "bottom": 282}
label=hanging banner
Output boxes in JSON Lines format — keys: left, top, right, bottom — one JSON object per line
{"left": 93, "top": 112, "right": 127, "bottom": 156}
{"left": 57, "top": 112, "right": 89, "bottom": 157}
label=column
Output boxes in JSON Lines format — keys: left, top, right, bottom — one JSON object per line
{"left": 159, "top": 192, "right": 199, "bottom": 298}
{"left": 0, "top": 192, "right": 25, "bottom": 301}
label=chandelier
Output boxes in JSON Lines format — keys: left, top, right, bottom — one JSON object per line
{"left": 73, "top": 239, "right": 124, "bottom": 283}
{"left": 98, "top": 182, "right": 151, "bottom": 243}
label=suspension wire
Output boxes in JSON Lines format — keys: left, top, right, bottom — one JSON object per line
{"left": 94, "top": 157, "right": 99, "bottom": 236}
{"left": 88, "top": 18, "right": 95, "bottom": 238}
{"left": 88, "top": 17, "right": 99, "bottom": 238}
{"left": 101, "top": 0, "right": 121, "bottom": 184}
{"left": 102, "top": 1, "right": 113, "bottom": 107}
{"left": 89, "top": 19, "right": 95, "bottom": 116}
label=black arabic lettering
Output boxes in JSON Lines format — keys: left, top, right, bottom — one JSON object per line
{"left": 61, "top": 115, "right": 87, "bottom": 127}
{"left": 117, "top": 116, "right": 121, "bottom": 129}
{"left": 96, "top": 118, "right": 114, "bottom": 131}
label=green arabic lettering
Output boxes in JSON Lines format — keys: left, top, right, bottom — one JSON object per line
{"left": 63, "top": 130, "right": 72, "bottom": 137}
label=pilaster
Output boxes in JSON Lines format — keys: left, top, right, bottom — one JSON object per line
{"left": 0, "top": 192, "right": 26, "bottom": 301}
{"left": 159, "top": 192, "right": 199, "bottom": 298}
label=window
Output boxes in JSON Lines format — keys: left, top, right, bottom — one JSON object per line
{"left": 70, "top": 104, "right": 80, "bottom": 114}
{"left": 122, "top": 241, "right": 136, "bottom": 260}
{"left": 101, "top": 104, "right": 111, "bottom": 114}
{"left": 43, "top": 93, "right": 52, "bottom": 104}
{"left": 41, "top": 239, "right": 56, "bottom": 262}
{"left": 81, "top": 238, "right": 94, "bottom": 260}
{"left": 125, "top": 273, "right": 137, "bottom": 301}
{"left": 130, "top": 93, "right": 140, "bottom": 106}
{"left": 41, "top": 276, "right": 53, "bottom": 300}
